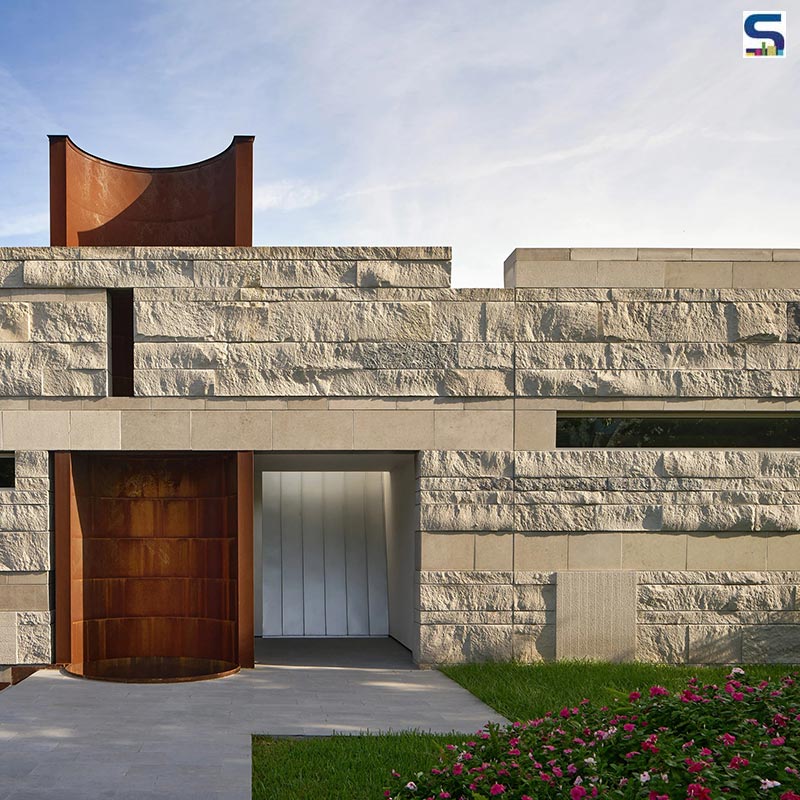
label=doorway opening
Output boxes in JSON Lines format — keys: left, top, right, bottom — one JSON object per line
{"left": 253, "top": 453, "right": 416, "bottom": 660}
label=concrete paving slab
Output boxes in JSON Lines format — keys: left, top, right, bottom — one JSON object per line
{"left": 0, "top": 643, "right": 505, "bottom": 799}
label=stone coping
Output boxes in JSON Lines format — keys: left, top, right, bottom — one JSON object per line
{"left": 0, "top": 245, "right": 451, "bottom": 261}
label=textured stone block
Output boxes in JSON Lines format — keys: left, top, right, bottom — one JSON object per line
{"left": 742, "top": 625, "right": 800, "bottom": 663}
{"left": 512, "top": 624, "right": 555, "bottom": 661}
{"left": 15, "top": 613, "right": 51, "bottom": 663}
{"left": 421, "top": 503, "right": 513, "bottom": 532}
{"left": 636, "top": 625, "right": 687, "bottom": 663}
{"left": 688, "top": 625, "right": 742, "bottom": 663}
{"left": 14, "top": 451, "right": 48, "bottom": 478}
{"left": 418, "top": 450, "right": 513, "bottom": 478}
{"left": 418, "top": 624, "right": 513, "bottom": 663}
{"left": 357, "top": 260, "right": 451, "bottom": 288}
{"left": 31, "top": 302, "right": 106, "bottom": 343}
{"left": 261, "top": 259, "right": 357, "bottom": 287}
{"left": 556, "top": 571, "right": 637, "bottom": 661}
{"left": 0, "top": 532, "right": 49, "bottom": 571}
{"left": 517, "top": 303, "right": 598, "bottom": 342}
{"left": 0, "top": 303, "right": 30, "bottom": 342}
{"left": 727, "top": 303, "right": 785, "bottom": 342}
{"left": 418, "top": 583, "right": 513, "bottom": 611}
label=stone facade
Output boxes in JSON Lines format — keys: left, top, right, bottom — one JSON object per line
{"left": 0, "top": 245, "right": 799, "bottom": 669}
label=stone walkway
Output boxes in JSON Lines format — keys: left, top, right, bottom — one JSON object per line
{"left": 0, "top": 642, "right": 505, "bottom": 800}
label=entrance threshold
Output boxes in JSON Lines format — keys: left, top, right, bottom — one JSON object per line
{"left": 254, "top": 637, "right": 414, "bottom": 669}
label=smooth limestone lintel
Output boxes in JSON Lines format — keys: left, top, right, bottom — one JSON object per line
{"left": 504, "top": 248, "right": 800, "bottom": 288}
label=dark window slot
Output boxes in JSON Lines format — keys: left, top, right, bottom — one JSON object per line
{"left": 109, "top": 289, "right": 134, "bottom": 397}
{"left": 0, "top": 457, "right": 14, "bottom": 487}
{"left": 557, "top": 416, "right": 800, "bottom": 448}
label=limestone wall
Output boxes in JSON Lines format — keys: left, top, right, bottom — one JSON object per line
{"left": 415, "top": 449, "right": 800, "bottom": 665}
{"left": 0, "top": 451, "right": 51, "bottom": 670}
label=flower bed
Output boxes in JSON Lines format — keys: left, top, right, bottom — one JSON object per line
{"left": 387, "top": 669, "right": 799, "bottom": 800}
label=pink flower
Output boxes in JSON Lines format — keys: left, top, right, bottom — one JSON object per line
{"left": 649, "top": 793, "right": 669, "bottom": 800}
{"left": 772, "top": 736, "right": 786, "bottom": 746}
{"left": 489, "top": 783, "right": 505, "bottom": 795}
{"left": 761, "top": 780, "right": 782, "bottom": 790}
{"left": 780, "top": 793, "right": 800, "bottom": 800}
{"left": 650, "top": 686, "right": 670, "bottom": 697}
{"left": 721, "top": 733, "right": 736, "bottom": 746}
{"left": 729, "top": 756, "right": 749, "bottom": 769}
{"left": 629, "top": 691, "right": 642, "bottom": 701}
{"left": 452, "top": 764, "right": 463, "bottom": 776}
{"left": 559, "top": 707, "right": 571, "bottom": 718}
{"left": 687, "top": 785, "right": 712, "bottom": 799}
{"left": 623, "top": 723, "right": 637, "bottom": 732}
{"left": 570, "top": 788, "right": 588, "bottom": 800}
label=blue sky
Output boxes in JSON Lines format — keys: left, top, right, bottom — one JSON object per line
{"left": 0, "top": 0, "right": 797, "bottom": 284}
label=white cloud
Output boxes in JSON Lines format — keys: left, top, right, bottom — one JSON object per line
{"left": 253, "top": 180, "right": 325, "bottom": 212}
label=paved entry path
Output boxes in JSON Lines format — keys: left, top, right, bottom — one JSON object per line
{"left": 0, "top": 642, "right": 506, "bottom": 800}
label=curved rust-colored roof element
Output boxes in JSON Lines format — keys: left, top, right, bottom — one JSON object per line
{"left": 48, "top": 135, "right": 254, "bottom": 246}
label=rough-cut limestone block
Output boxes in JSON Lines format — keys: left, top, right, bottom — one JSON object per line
{"left": 419, "top": 610, "right": 512, "bottom": 625}
{"left": 419, "top": 490, "right": 514, "bottom": 506}
{"left": 746, "top": 343, "right": 800, "bottom": 370}
{"left": 660, "top": 450, "right": 760, "bottom": 479}
{"left": 261, "top": 260, "right": 357, "bottom": 288}
{"left": 638, "top": 584, "right": 796, "bottom": 612}
{"left": 516, "top": 368, "right": 677, "bottom": 397}
{"left": 688, "top": 625, "right": 742, "bottom": 663}
{"left": 639, "top": 570, "right": 799, "bottom": 586}
{"left": 514, "top": 585, "right": 556, "bottom": 611}
{"left": 0, "top": 261, "right": 24, "bottom": 287}
{"left": 513, "top": 611, "right": 552, "bottom": 625}
{"left": 728, "top": 303, "right": 786, "bottom": 342}
{"left": 357, "top": 260, "right": 451, "bottom": 288}
{"left": 135, "top": 342, "right": 228, "bottom": 370}
{"left": 135, "top": 302, "right": 219, "bottom": 341}
{"left": 607, "top": 342, "right": 745, "bottom": 370}
{"left": 636, "top": 625, "right": 687, "bottom": 663}
{"left": 516, "top": 342, "right": 608, "bottom": 370}
{"left": 418, "top": 624, "right": 513, "bottom": 663}
{"left": 661, "top": 504, "right": 756, "bottom": 532}
{"left": 759, "top": 450, "right": 800, "bottom": 477}
{"left": 31, "top": 302, "right": 106, "bottom": 343}
{"left": 13, "top": 451, "right": 47, "bottom": 479}
{"left": 264, "top": 301, "right": 432, "bottom": 343}
{"left": 15, "top": 611, "right": 51, "bottom": 663}
{"left": 0, "top": 504, "right": 49, "bottom": 532}
{"left": 42, "top": 368, "right": 107, "bottom": 397}
{"left": 0, "top": 303, "right": 30, "bottom": 342}
{"left": 24, "top": 259, "right": 194, "bottom": 288}
{"left": 419, "top": 477, "right": 514, "bottom": 492}
{"left": 0, "top": 532, "right": 49, "bottom": 571}
{"left": 418, "top": 570, "right": 513, "bottom": 585}
{"left": 216, "top": 304, "right": 275, "bottom": 342}
{"left": 516, "top": 303, "right": 598, "bottom": 342}
{"left": 418, "top": 450, "right": 514, "bottom": 478}
{"left": 649, "top": 303, "right": 729, "bottom": 342}
{"left": 431, "top": 302, "right": 515, "bottom": 342}
{"left": 420, "top": 503, "right": 514, "bottom": 532}
{"left": 192, "top": 260, "right": 261, "bottom": 288}
{"left": 134, "top": 369, "right": 216, "bottom": 397}
{"left": 418, "top": 584, "right": 513, "bottom": 612}
{"left": 640, "top": 610, "right": 799, "bottom": 625}
{"left": 512, "top": 624, "right": 555, "bottom": 661}
{"left": 600, "top": 302, "right": 652, "bottom": 341}
{"left": 757, "top": 505, "right": 800, "bottom": 531}
{"left": 515, "top": 503, "right": 595, "bottom": 532}
{"left": 40, "top": 342, "right": 107, "bottom": 369}
{"left": 742, "top": 625, "right": 800, "bottom": 663}
{"left": 516, "top": 449, "right": 662, "bottom": 479}
{"left": 556, "top": 571, "right": 637, "bottom": 662}
{"left": 513, "top": 571, "right": 557, "bottom": 585}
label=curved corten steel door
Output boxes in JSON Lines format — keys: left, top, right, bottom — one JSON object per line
{"left": 48, "top": 135, "right": 254, "bottom": 246}
{"left": 54, "top": 452, "right": 254, "bottom": 682}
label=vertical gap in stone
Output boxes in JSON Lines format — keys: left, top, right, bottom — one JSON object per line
{"left": 108, "top": 289, "right": 134, "bottom": 397}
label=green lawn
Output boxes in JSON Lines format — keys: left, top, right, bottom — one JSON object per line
{"left": 440, "top": 660, "right": 792, "bottom": 721}
{"left": 252, "top": 732, "right": 462, "bottom": 800}
{"left": 251, "top": 661, "right": 796, "bottom": 799}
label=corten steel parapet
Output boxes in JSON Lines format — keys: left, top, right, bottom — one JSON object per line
{"left": 48, "top": 135, "right": 254, "bottom": 246}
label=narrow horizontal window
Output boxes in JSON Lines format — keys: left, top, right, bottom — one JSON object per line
{"left": 0, "top": 455, "right": 15, "bottom": 487}
{"left": 556, "top": 416, "right": 800, "bottom": 448}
